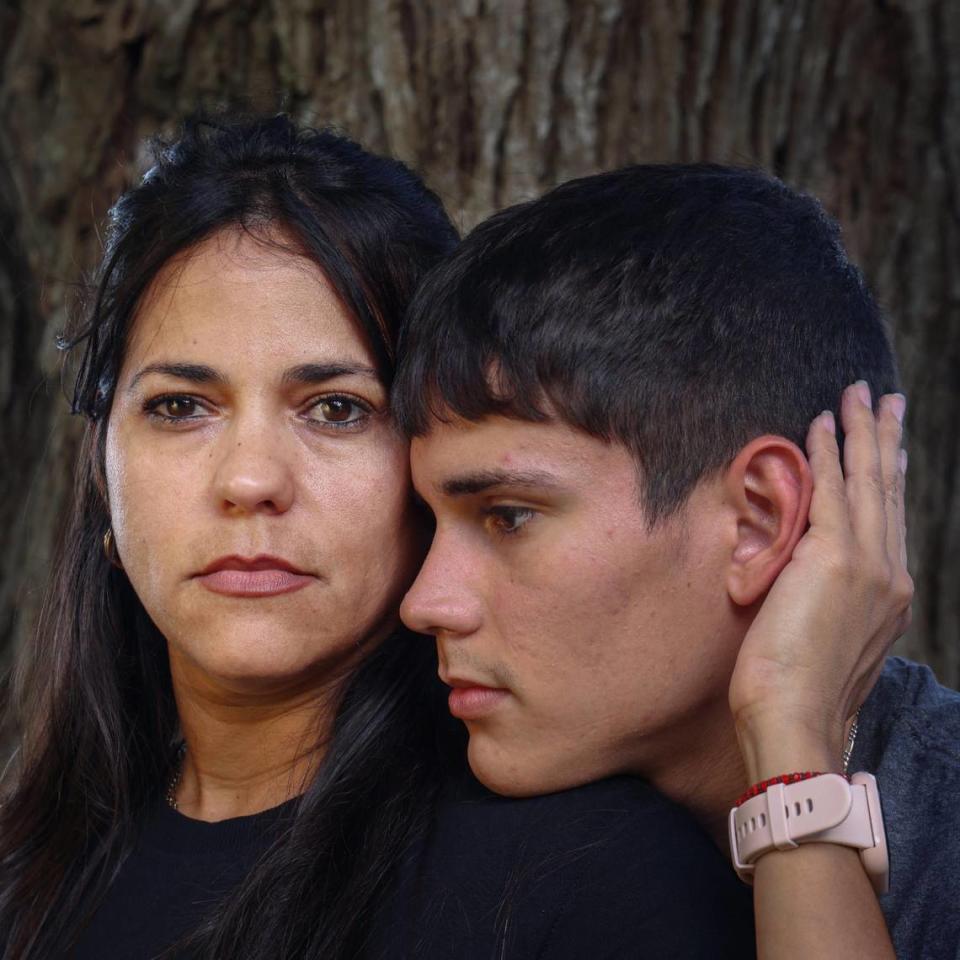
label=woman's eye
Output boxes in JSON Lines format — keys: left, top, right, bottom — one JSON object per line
{"left": 306, "top": 396, "right": 369, "bottom": 426}
{"left": 144, "top": 396, "right": 206, "bottom": 421}
{"left": 486, "top": 506, "right": 536, "bottom": 537}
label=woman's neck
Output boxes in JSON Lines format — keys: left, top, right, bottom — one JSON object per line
{"left": 168, "top": 654, "right": 353, "bottom": 822}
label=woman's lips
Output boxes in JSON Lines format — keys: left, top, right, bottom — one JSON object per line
{"left": 447, "top": 685, "right": 510, "bottom": 720}
{"left": 197, "top": 568, "right": 315, "bottom": 597}
{"left": 194, "top": 555, "right": 315, "bottom": 597}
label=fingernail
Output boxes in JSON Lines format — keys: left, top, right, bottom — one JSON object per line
{"left": 899, "top": 449, "right": 908, "bottom": 475}
{"left": 888, "top": 393, "right": 907, "bottom": 424}
{"left": 854, "top": 380, "right": 872, "bottom": 408}
{"left": 821, "top": 410, "right": 836, "bottom": 434}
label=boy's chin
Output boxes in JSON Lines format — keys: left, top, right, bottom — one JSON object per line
{"left": 465, "top": 732, "right": 612, "bottom": 798}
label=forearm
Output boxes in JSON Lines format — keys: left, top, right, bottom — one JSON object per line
{"left": 728, "top": 389, "right": 907, "bottom": 960}
{"left": 753, "top": 844, "right": 893, "bottom": 959}
{"left": 739, "top": 726, "right": 895, "bottom": 960}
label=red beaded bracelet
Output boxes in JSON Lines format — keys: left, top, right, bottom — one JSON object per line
{"left": 734, "top": 771, "right": 849, "bottom": 808}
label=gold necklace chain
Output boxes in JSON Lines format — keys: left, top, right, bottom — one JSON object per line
{"left": 166, "top": 743, "right": 187, "bottom": 810}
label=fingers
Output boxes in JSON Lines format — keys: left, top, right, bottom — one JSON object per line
{"left": 877, "top": 394, "right": 914, "bottom": 637}
{"left": 898, "top": 450, "right": 909, "bottom": 570}
{"left": 838, "top": 383, "right": 914, "bottom": 645}
{"left": 876, "top": 393, "right": 907, "bottom": 567}
{"left": 804, "top": 410, "right": 850, "bottom": 535}
{"left": 840, "top": 382, "right": 886, "bottom": 550}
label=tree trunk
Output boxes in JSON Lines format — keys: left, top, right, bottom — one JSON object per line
{"left": 2, "top": 0, "right": 958, "bottom": 727}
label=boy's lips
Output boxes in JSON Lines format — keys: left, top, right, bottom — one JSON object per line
{"left": 443, "top": 674, "right": 511, "bottom": 720}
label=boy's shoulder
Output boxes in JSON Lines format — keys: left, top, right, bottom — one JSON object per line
{"left": 859, "top": 656, "right": 960, "bottom": 766}
{"left": 855, "top": 657, "right": 960, "bottom": 960}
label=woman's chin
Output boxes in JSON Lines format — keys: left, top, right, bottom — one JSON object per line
{"left": 167, "top": 633, "right": 364, "bottom": 697}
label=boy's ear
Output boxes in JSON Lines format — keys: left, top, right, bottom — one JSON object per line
{"left": 724, "top": 436, "right": 813, "bottom": 607}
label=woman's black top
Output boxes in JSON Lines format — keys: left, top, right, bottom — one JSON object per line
{"left": 70, "top": 771, "right": 755, "bottom": 959}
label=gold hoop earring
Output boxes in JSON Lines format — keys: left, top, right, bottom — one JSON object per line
{"left": 103, "top": 528, "right": 123, "bottom": 570}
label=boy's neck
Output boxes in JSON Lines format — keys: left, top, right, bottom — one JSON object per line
{"left": 638, "top": 696, "right": 748, "bottom": 852}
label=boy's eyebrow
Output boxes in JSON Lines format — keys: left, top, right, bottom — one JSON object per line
{"left": 128, "top": 362, "right": 224, "bottom": 391}
{"left": 441, "top": 469, "right": 561, "bottom": 497}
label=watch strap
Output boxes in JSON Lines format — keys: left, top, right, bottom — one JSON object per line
{"left": 728, "top": 772, "right": 889, "bottom": 895}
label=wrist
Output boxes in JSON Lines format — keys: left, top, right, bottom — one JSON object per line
{"left": 729, "top": 771, "right": 890, "bottom": 896}
{"left": 736, "top": 721, "right": 843, "bottom": 785}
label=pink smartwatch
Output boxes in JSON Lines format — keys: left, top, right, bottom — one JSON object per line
{"left": 728, "top": 772, "right": 889, "bottom": 895}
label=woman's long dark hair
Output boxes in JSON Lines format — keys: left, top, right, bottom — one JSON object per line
{"left": 0, "top": 114, "right": 461, "bottom": 959}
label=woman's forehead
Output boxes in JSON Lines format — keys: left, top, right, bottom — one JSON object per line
{"left": 121, "top": 230, "right": 373, "bottom": 379}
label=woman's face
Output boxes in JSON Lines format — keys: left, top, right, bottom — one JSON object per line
{"left": 106, "top": 227, "right": 421, "bottom": 693}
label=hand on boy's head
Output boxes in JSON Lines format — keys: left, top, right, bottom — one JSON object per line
{"left": 728, "top": 383, "right": 912, "bottom": 783}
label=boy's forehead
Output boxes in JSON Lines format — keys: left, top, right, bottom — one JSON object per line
{"left": 409, "top": 413, "right": 640, "bottom": 499}
{"left": 414, "top": 413, "right": 578, "bottom": 465}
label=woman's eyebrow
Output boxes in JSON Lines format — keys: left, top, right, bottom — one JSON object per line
{"left": 128, "top": 362, "right": 224, "bottom": 391}
{"left": 127, "top": 361, "right": 380, "bottom": 393}
{"left": 281, "top": 362, "right": 380, "bottom": 385}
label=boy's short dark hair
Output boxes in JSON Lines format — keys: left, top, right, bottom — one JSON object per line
{"left": 393, "top": 164, "right": 898, "bottom": 522}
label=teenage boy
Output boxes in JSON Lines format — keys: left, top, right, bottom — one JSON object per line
{"left": 394, "top": 165, "right": 960, "bottom": 959}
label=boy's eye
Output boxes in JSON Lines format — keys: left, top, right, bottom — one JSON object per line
{"left": 486, "top": 506, "right": 536, "bottom": 536}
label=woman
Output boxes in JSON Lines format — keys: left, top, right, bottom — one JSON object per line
{"left": 0, "top": 113, "right": 905, "bottom": 958}
{"left": 1, "top": 114, "right": 463, "bottom": 959}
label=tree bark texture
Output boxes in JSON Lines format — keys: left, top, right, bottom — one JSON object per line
{"left": 1, "top": 0, "right": 958, "bottom": 708}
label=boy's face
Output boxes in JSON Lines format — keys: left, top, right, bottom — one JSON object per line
{"left": 401, "top": 414, "right": 742, "bottom": 796}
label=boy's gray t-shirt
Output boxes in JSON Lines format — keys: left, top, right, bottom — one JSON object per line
{"left": 851, "top": 656, "right": 960, "bottom": 960}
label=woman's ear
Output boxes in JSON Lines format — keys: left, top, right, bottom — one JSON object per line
{"left": 725, "top": 435, "right": 813, "bottom": 607}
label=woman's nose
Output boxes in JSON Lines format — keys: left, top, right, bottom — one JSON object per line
{"left": 212, "top": 420, "right": 296, "bottom": 515}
